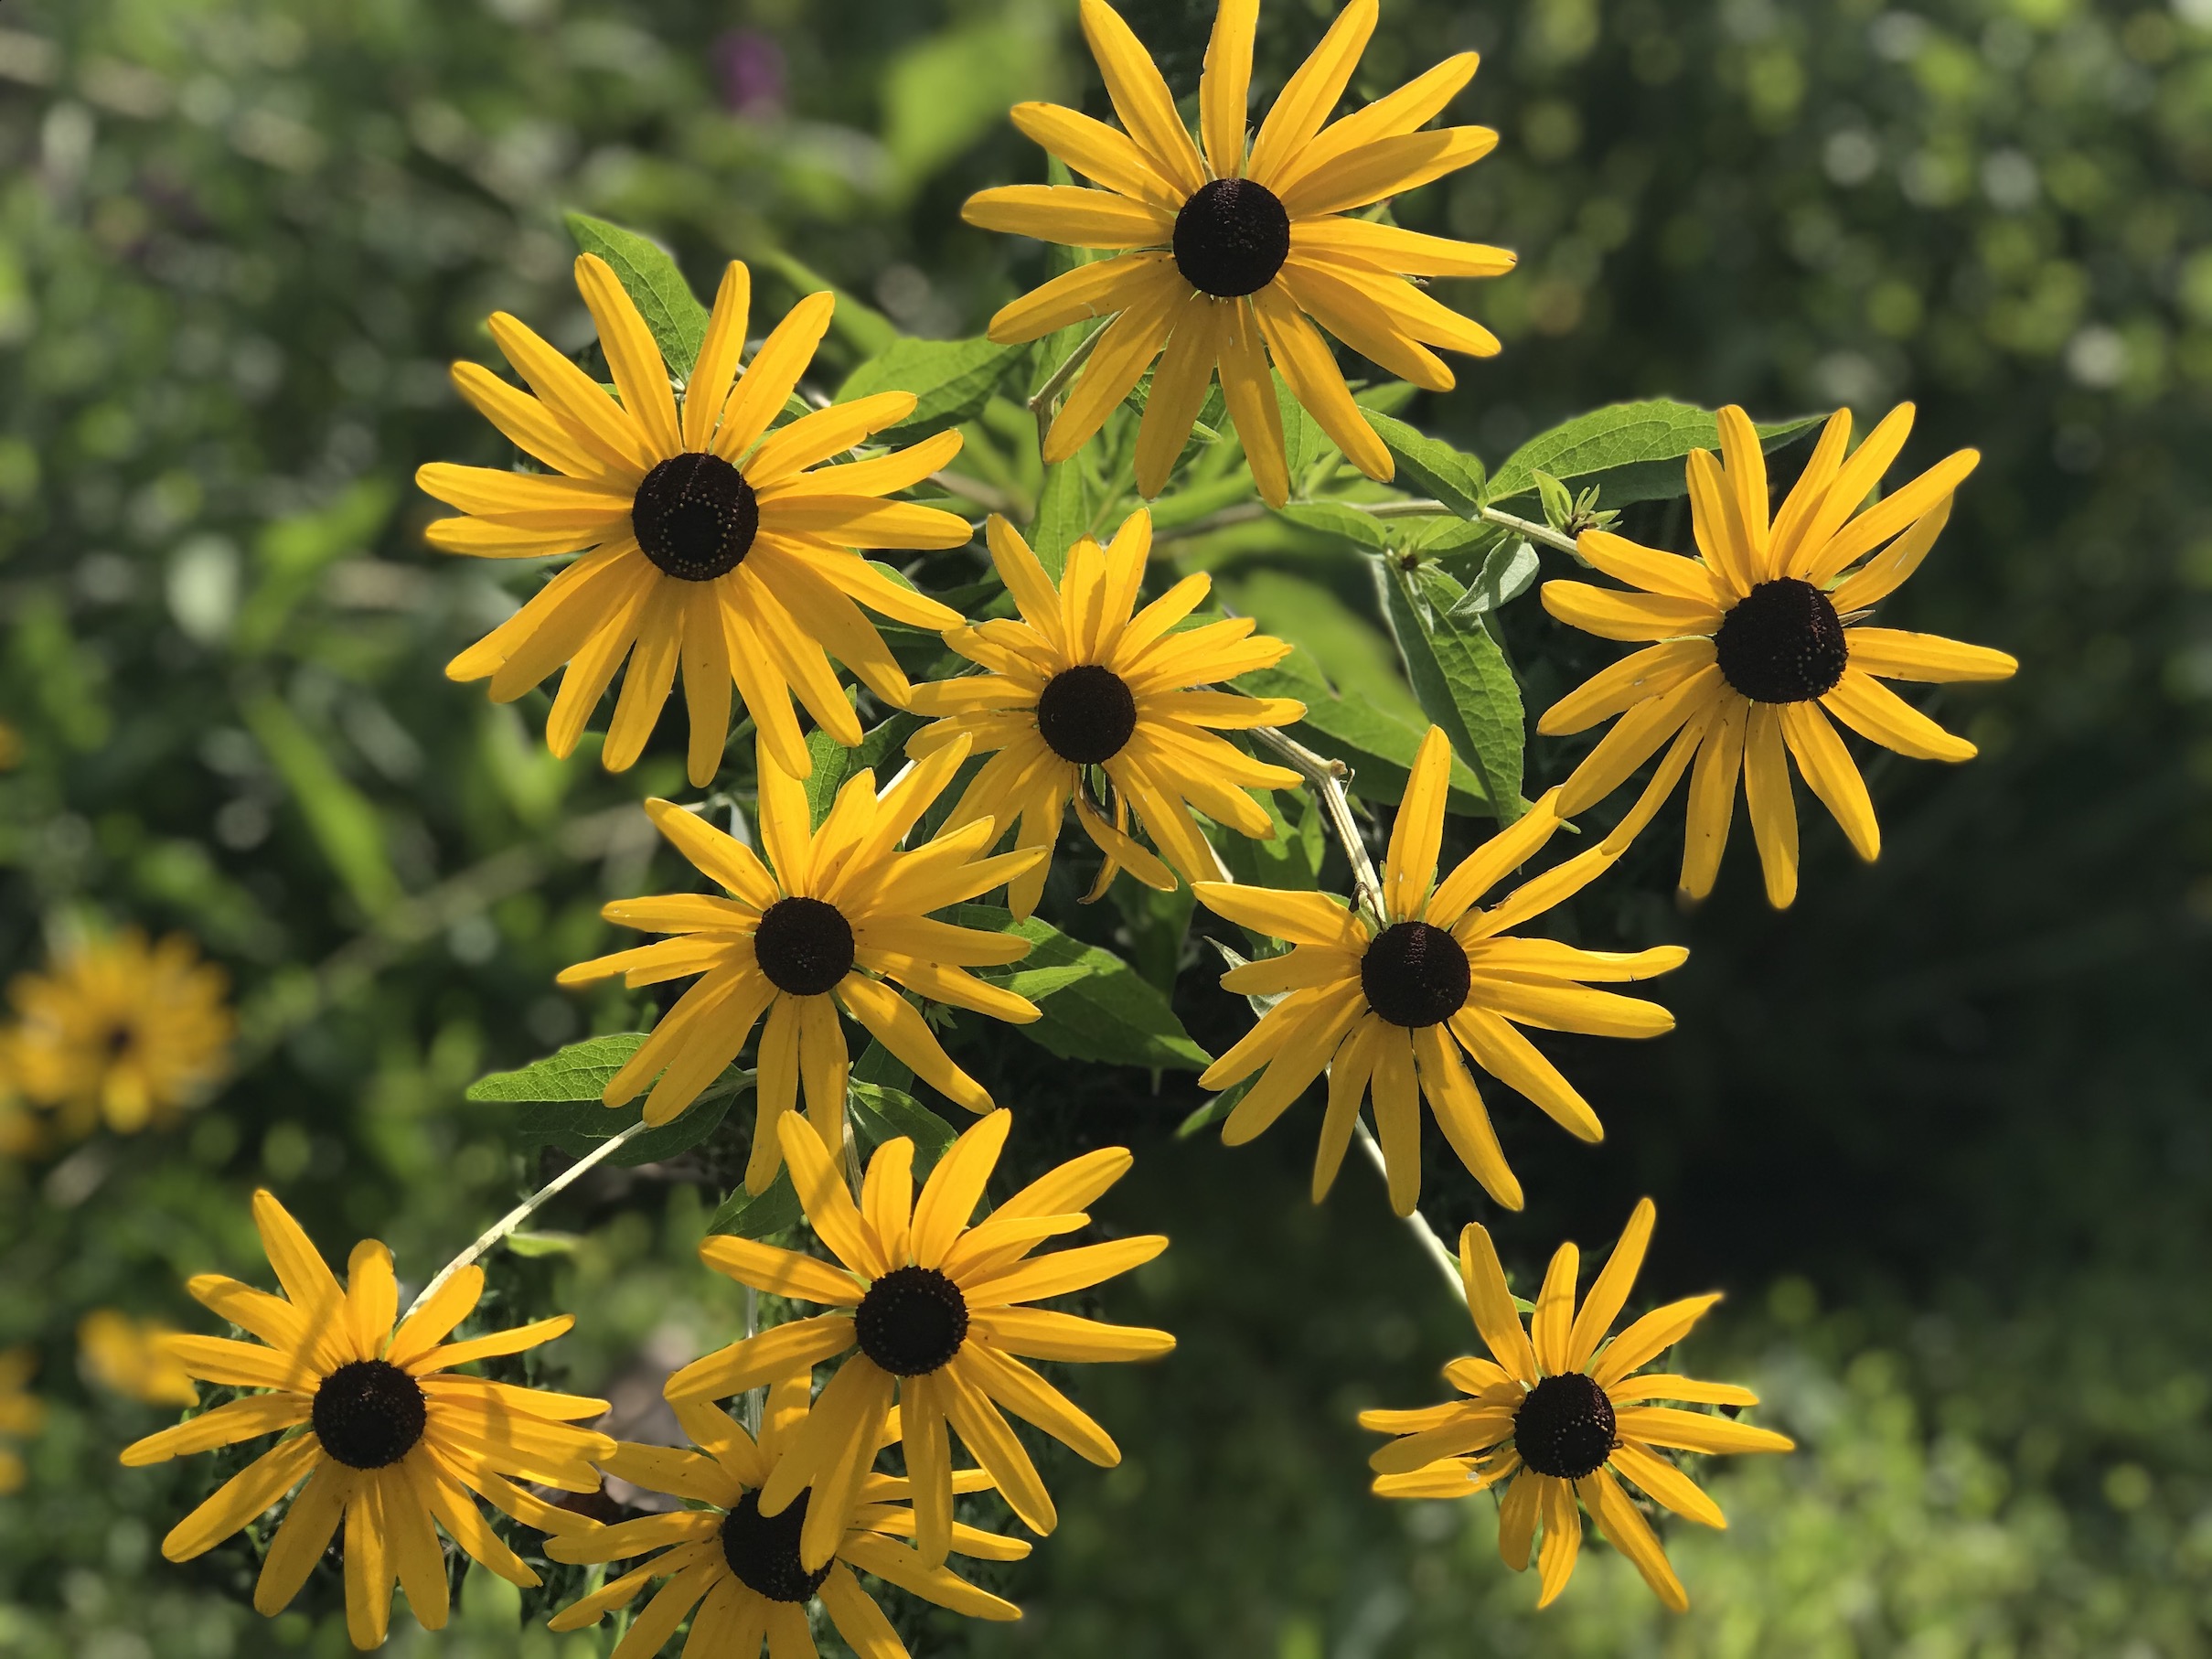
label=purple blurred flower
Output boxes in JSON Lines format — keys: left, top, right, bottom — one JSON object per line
{"left": 713, "top": 29, "right": 786, "bottom": 118}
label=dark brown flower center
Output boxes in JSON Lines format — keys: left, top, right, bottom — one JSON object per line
{"left": 1172, "top": 177, "right": 1291, "bottom": 298}
{"left": 853, "top": 1266, "right": 969, "bottom": 1376}
{"left": 752, "top": 897, "right": 855, "bottom": 998}
{"left": 312, "top": 1359, "right": 427, "bottom": 1470}
{"left": 1035, "top": 665, "right": 1138, "bottom": 765}
{"left": 632, "top": 451, "right": 758, "bottom": 582}
{"left": 721, "top": 1490, "right": 831, "bottom": 1602}
{"left": 1361, "top": 921, "right": 1470, "bottom": 1029}
{"left": 1513, "top": 1373, "right": 1618, "bottom": 1481}
{"left": 1713, "top": 577, "right": 1849, "bottom": 703}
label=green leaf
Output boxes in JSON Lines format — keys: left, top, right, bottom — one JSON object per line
{"left": 802, "top": 714, "right": 922, "bottom": 829}
{"left": 1365, "top": 411, "right": 1486, "bottom": 517}
{"left": 1271, "top": 500, "right": 1390, "bottom": 551}
{"left": 1030, "top": 456, "right": 1089, "bottom": 578}
{"left": 562, "top": 212, "right": 711, "bottom": 379}
{"left": 1353, "top": 380, "right": 1421, "bottom": 416}
{"left": 848, "top": 1081, "right": 957, "bottom": 1177}
{"left": 1486, "top": 401, "right": 1825, "bottom": 509}
{"left": 1454, "top": 539, "right": 1542, "bottom": 616}
{"left": 242, "top": 692, "right": 400, "bottom": 916}
{"left": 837, "top": 337, "right": 1022, "bottom": 441}
{"left": 956, "top": 905, "right": 1211, "bottom": 1070}
{"left": 1275, "top": 374, "right": 1336, "bottom": 487}
{"left": 1533, "top": 468, "right": 1576, "bottom": 530}
{"left": 1239, "top": 650, "right": 1490, "bottom": 815}
{"left": 707, "top": 1169, "right": 804, "bottom": 1239}
{"left": 1379, "top": 562, "right": 1527, "bottom": 820}
{"left": 467, "top": 1033, "right": 749, "bottom": 1167}
{"left": 753, "top": 248, "right": 899, "bottom": 359}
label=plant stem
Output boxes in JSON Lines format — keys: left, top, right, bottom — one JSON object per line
{"left": 1253, "top": 724, "right": 1466, "bottom": 1308}
{"left": 1353, "top": 1123, "right": 1466, "bottom": 1301}
{"left": 1479, "top": 504, "right": 1579, "bottom": 555}
{"left": 1152, "top": 494, "right": 1582, "bottom": 556}
{"left": 401, "top": 1119, "right": 650, "bottom": 1322}
{"left": 1249, "top": 726, "right": 1384, "bottom": 925}
{"left": 1027, "top": 318, "right": 1109, "bottom": 451}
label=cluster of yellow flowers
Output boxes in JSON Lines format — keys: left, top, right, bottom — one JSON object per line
{"left": 105, "top": 0, "right": 2015, "bottom": 1649}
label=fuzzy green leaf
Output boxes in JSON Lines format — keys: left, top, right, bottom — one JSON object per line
{"left": 1380, "top": 562, "right": 1526, "bottom": 820}
{"left": 1239, "top": 650, "right": 1490, "bottom": 815}
{"left": 848, "top": 1081, "right": 957, "bottom": 1177}
{"left": 707, "top": 1169, "right": 804, "bottom": 1239}
{"left": 562, "top": 212, "right": 711, "bottom": 379}
{"left": 1272, "top": 500, "right": 1391, "bottom": 551}
{"left": 1486, "top": 401, "right": 1824, "bottom": 508}
{"left": 957, "top": 905, "right": 1211, "bottom": 1070}
{"left": 1365, "top": 411, "right": 1486, "bottom": 517}
{"left": 470, "top": 1034, "right": 749, "bottom": 1167}
{"left": 837, "top": 337, "right": 1022, "bottom": 440}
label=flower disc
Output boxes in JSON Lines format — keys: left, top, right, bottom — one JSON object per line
{"left": 312, "top": 1359, "right": 428, "bottom": 1470}
{"left": 1172, "top": 177, "right": 1292, "bottom": 299}
{"left": 632, "top": 451, "right": 759, "bottom": 582}
{"left": 1713, "top": 577, "right": 1849, "bottom": 703}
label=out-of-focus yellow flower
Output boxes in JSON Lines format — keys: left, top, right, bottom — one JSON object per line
{"left": 0, "top": 719, "right": 21, "bottom": 771}
{"left": 0, "top": 1030, "right": 43, "bottom": 1161}
{"left": 9, "top": 929, "right": 234, "bottom": 1139}
{"left": 0, "top": 1348, "right": 44, "bottom": 1494}
{"left": 79, "top": 1310, "right": 201, "bottom": 1407}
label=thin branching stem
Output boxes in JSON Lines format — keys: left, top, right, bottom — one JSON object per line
{"left": 1253, "top": 725, "right": 1469, "bottom": 1307}
{"left": 402, "top": 1119, "right": 651, "bottom": 1321}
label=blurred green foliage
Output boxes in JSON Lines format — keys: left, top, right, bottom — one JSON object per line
{"left": 0, "top": 0, "right": 2207, "bottom": 1654}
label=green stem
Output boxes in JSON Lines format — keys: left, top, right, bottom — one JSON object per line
{"left": 1251, "top": 724, "right": 1471, "bottom": 1308}
{"left": 401, "top": 1120, "right": 651, "bottom": 1321}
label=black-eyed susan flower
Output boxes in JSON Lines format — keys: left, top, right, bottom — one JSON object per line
{"left": 1537, "top": 402, "right": 2017, "bottom": 908}
{"left": 547, "top": 1375, "right": 1024, "bottom": 1654}
{"left": 422, "top": 252, "right": 972, "bottom": 787}
{"left": 907, "top": 508, "right": 1305, "bottom": 917}
{"left": 0, "top": 1347, "right": 42, "bottom": 1494}
{"left": 121, "top": 1191, "right": 613, "bottom": 1650}
{"left": 1194, "top": 726, "right": 1683, "bottom": 1215}
{"left": 666, "top": 1110, "right": 1173, "bottom": 1571}
{"left": 963, "top": 0, "right": 1512, "bottom": 505}
{"left": 559, "top": 736, "right": 1045, "bottom": 1192}
{"left": 7, "top": 929, "right": 232, "bottom": 1139}
{"left": 1362, "top": 1200, "right": 1793, "bottom": 1611}
{"left": 79, "top": 1311, "right": 201, "bottom": 1407}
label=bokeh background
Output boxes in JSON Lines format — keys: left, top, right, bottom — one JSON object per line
{"left": 3, "top": 0, "right": 2209, "bottom": 1653}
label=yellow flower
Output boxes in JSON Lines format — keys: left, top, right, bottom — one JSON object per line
{"left": 1362, "top": 1200, "right": 1793, "bottom": 1611}
{"left": 559, "top": 736, "right": 1046, "bottom": 1191}
{"left": 0, "top": 1030, "right": 42, "bottom": 1161}
{"left": 547, "top": 1375, "right": 1024, "bottom": 1655}
{"left": 666, "top": 1111, "right": 1174, "bottom": 1573}
{"left": 422, "top": 252, "right": 972, "bottom": 787}
{"left": 963, "top": 0, "right": 1512, "bottom": 506}
{"left": 0, "top": 1347, "right": 44, "bottom": 1494}
{"left": 1537, "top": 402, "right": 2017, "bottom": 908}
{"left": 8, "top": 929, "right": 233, "bottom": 1139}
{"left": 121, "top": 1190, "right": 614, "bottom": 1651}
{"left": 1194, "top": 727, "right": 1683, "bottom": 1215}
{"left": 79, "top": 1310, "right": 201, "bottom": 1407}
{"left": 907, "top": 508, "right": 1305, "bottom": 917}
